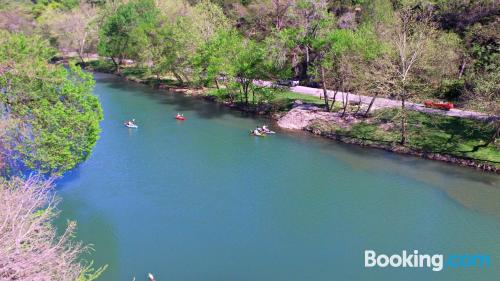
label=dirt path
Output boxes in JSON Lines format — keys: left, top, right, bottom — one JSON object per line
{"left": 289, "top": 86, "right": 498, "bottom": 121}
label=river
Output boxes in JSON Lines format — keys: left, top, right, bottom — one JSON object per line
{"left": 56, "top": 73, "right": 500, "bottom": 281}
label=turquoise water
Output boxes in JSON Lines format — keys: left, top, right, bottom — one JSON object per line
{"left": 57, "top": 73, "right": 500, "bottom": 281}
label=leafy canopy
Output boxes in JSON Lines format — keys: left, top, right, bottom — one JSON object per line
{"left": 0, "top": 31, "right": 103, "bottom": 175}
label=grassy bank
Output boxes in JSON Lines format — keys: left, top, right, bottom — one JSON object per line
{"left": 308, "top": 108, "right": 499, "bottom": 167}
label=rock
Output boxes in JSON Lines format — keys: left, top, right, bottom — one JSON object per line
{"left": 277, "top": 105, "right": 338, "bottom": 130}
{"left": 293, "top": 100, "right": 303, "bottom": 107}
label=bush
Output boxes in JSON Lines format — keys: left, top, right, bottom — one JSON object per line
{"left": 437, "top": 79, "right": 465, "bottom": 101}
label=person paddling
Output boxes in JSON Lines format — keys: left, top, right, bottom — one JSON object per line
{"left": 176, "top": 113, "right": 185, "bottom": 120}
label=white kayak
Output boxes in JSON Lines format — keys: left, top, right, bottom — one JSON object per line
{"left": 260, "top": 126, "right": 275, "bottom": 134}
{"left": 124, "top": 123, "right": 138, "bottom": 128}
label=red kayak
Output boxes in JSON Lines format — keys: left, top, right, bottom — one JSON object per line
{"left": 175, "top": 115, "right": 186, "bottom": 120}
{"left": 424, "top": 100, "right": 454, "bottom": 111}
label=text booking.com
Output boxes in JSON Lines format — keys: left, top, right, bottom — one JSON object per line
{"left": 365, "top": 250, "right": 490, "bottom": 272}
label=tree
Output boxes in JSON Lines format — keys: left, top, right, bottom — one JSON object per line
{"left": 272, "top": 0, "right": 294, "bottom": 30}
{"left": 0, "top": 176, "right": 106, "bottom": 280}
{"left": 289, "top": 0, "right": 328, "bottom": 80}
{"left": 97, "top": 0, "right": 158, "bottom": 71}
{"left": 44, "top": 0, "right": 98, "bottom": 63}
{"left": 311, "top": 24, "right": 383, "bottom": 112}
{"left": 390, "top": 5, "right": 435, "bottom": 145}
{"left": 136, "top": 0, "right": 231, "bottom": 85}
{"left": 0, "top": 31, "right": 103, "bottom": 175}
{"left": 233, "top": 39, "right": 267, "bottom": 104}
{"left": 192, "top": 29, "right": 241, "bottom": 89}
{"left": 0, "top": 7, "right": 36, "bottom": 34}
{"left": 361, "top": 55, "right": 397, "bottom": 117}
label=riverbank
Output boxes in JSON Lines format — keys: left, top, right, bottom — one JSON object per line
{"left": 290, "top": 106, "right": 499, "bottom": 172}
{"left": 84, "top": 62, "right": 499, "bottom": 173}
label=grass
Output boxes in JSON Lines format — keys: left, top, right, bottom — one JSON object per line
{"left": 275, "top": 91, "right": 326, "bottom": 106}
{"left": 206, "top": 87, "right": 328, "bottom": 111}
{"left": 87, "top": 61, "right": 184, "bottom": 86}
{"left": 309, "top": 108, "right": 500, "bottom": 165}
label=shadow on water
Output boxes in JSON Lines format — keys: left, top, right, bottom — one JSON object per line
{"left": 56, "top": 166, "right": 83, "bottom": 189}
{"left": 54, "top": 192, "right": 120, "bottom": 280}
{"left": 98, "top": 73, "right": 265, "bottom": 121}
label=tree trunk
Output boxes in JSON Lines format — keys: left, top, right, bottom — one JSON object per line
{"left": 329, "top": 90, "right": 338, "bottom": 112}
{"left": 320, "top": 66, "right": 330, "bottom": 111}
{"left": 458, "top": 58, "right": 466, "bottom": 79}
{"left": 354, "top": 94, "right": 362, "bottom": 115}
{"left": 365, "top": 93, "right": 379, "bottom": 117}
{"left": 341, "top": 91, "right": 349, "bottom": 117}
{"left": 471, "top": 121, "right": 500, "bottom": 152}
{"left": 172, "top": 70, "right": 184, "bottom": 84}
{"left": 77, "top": 53, "right": 86, "bottom": 66}
{"left": 400, "top": 97, "right": 407, "bottom": 145}
{"left": 214, "top": 78, "right": 220, "bottom": 90}
{"left": 78, "top": 31, "right": 88, "bottom": 65}
{"left": 110, "top": 57, "right": 119, "bottom": 72}
{"left": 242, "top": 80, "right": 249, "bottom": 104}
{"left": 252, "top": 86, "right": 255, "bottom": 105}
{"left": 493, "top": 121, "right": 500, "bottom": 143}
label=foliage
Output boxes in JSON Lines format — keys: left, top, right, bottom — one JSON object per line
{"left": 3, "top": 0, "right": 497, "bottom": 112}
{"left": 41, "top": 0, "right": 99, "bottom": 62}
{"left": 97, "top": 0, "right": 158, "bottom": 69}
{"left": 0, "top": 31, "right": 103, "bottom": 175}
{"left": 192, "top": 29, "right": 242, "bottom": 86}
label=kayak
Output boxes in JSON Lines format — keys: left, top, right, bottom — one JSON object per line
{"left": 250, "top": 131, "right": 266, "bottom": 137}
{"left": 260, "top": 126, "right": 275, "bottom": 134}
{"left": 124, "top": 123, "right": 138, "bottom": 128}
{"left": 175, "top": 116, "right": 186, "bottom": 120}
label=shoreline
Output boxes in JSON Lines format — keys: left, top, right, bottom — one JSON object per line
{"left": 89, "top": 68, "right": 499, "bottom": 174}
{"left": 305, "top": 126, "right": 498, "bottom": 173}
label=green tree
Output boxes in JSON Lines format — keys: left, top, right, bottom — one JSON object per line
{"left": 390, "top": 6, "right": 435, "bottom": 145}
{"left": 233, "top": 39, "right": 267, "bottom": 104}
{"left": 97, "top": 0, "right": 158, "bottom": 72}
{"left": 0, "top": 31, "right": 103, "bottom": 175}
{"left": 192, "top": 29, "right": 241, "bottom": 88}
{"left": 311, "top": 23, "right": 382, "bottom": 112}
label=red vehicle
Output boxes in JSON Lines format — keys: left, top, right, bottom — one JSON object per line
{"left": 424, "top": 100, "right": 454, "bottom": 111}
